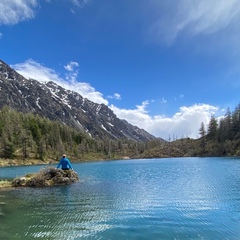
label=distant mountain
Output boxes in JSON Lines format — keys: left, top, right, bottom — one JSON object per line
{"left": 0, "top": 59, "right": 156, "bottom": 142}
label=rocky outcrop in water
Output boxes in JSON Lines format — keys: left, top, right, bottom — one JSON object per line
{"left": 11, "top": 167, "right": 79, "bottom": 187}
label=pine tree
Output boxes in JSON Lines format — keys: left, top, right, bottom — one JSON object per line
{"left": 199, "top": 122, "right": 206, "bottom": 154}
{"left": 231, "top": 104, "right": 240, "bottom": 139}
{"left": 207, "top": 115, "right": 218, "bottom": 141}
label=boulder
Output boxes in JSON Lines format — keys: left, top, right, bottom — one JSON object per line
{"left": 12, "top": 167, "right": 79, "bottom": 187}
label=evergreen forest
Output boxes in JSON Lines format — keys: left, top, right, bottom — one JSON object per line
{"left": 0, "top": 103, "right": 240, "bottom": 165}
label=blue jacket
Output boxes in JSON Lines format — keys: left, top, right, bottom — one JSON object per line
{"left": 57, "top": 157, "right": 73, "bottom": 170}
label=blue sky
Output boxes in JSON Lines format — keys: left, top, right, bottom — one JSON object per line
{"left": 1, "top": 0, "right": 240, "bottom": 140}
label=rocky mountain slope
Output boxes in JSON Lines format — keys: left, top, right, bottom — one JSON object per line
{"left": 0, "top": 59, "right": 156, "bottom": 142}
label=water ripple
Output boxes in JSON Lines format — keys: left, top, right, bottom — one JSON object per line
{"left": 1, "top": 157, "right": 240, "bottom": 239}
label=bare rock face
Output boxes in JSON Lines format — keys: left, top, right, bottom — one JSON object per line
{"left": 12, "top": 167, "right": 79, "bottom": 187}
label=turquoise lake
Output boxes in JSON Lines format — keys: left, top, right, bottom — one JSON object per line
{"left": 0, "top": 157, "right": 240, "bottom": 240}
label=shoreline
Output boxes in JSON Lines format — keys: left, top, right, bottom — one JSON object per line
{"left": 0, "top": 156, "right": 129, "bottom": 168}
{"left": 0, "top": 158, "right": 56, "bottom": 167}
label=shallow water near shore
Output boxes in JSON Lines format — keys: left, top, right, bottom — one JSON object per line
{"left": 1, "top": 157, "right": 240, "bottom": 239}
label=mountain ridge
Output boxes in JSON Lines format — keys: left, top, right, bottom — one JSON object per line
{"left": 0, "top": 59, "right": 156, "bottom": 142}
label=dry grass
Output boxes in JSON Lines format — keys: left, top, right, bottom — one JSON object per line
{"left": 0, "top": 158, "right": 56, "bottom": 167}
{"left": 0, "top": 180, "right": 12, "bottom": 189}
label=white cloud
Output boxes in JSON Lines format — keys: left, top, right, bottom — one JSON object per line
{"left": 174, "top": 94, "right": 185, "bottom": 101}
{"left": 70, "top": 0, "right": 81, "bottom": 7}
{"left": 0, "top": 0, "right": 38, "bottom": 25}
{"left": 107, "top": 93, "right": 121, "bottom": 100}
{"left": 110, "top": 102, "right": 218, "bottom": 140}
{"left": 12, "top": 59, "right": 60, "bottom": 82}
{"left": 0, "top": 0, "right": 91, "bottom": 25}
{"left": 64, "top": 61, "right": 79, "bottom": 72}
{"left": 0, "top": 32, "right": 3, "bottom": 39}
{"left": 160, "top": 97, "right": 167, "bottom": 104}
{"left": 69, "top": 0, "right": 91, "bottom": 8}
{"left": 149, "top": 0, "right": 240, "bottom": 45}
{"left": 11, "top": 59, "right": 108, "bottom": 105}
{"left": 64, "top": 61, "right": 79, "bottom": 82}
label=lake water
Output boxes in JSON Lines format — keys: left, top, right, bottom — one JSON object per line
{"left": 0, "top": 157, "right": 240, "bottom": 240}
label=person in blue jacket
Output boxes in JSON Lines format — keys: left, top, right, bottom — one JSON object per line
{"left": 57, "top": 154, "right": 73, "bottom": 170}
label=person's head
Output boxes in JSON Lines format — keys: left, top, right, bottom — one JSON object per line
{"left": 62, "top": 154, "right": 66, "bottom": 158}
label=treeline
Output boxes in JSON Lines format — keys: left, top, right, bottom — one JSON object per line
{"left": 198, "top": 103, "right": 240, "bottom": 156}
{"left": 2, "top": 103, "right": 240, "bottom": 163}
{"left": 0, "top": 106, "right": 149, "bottom": 162}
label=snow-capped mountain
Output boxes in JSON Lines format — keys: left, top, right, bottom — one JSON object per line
{"left": 0, "top": 59, "right": 156, "bottom": 142}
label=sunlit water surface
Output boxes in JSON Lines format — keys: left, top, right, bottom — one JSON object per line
{"left": 1, "top": 157, "right": 240, "bottom": 240}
